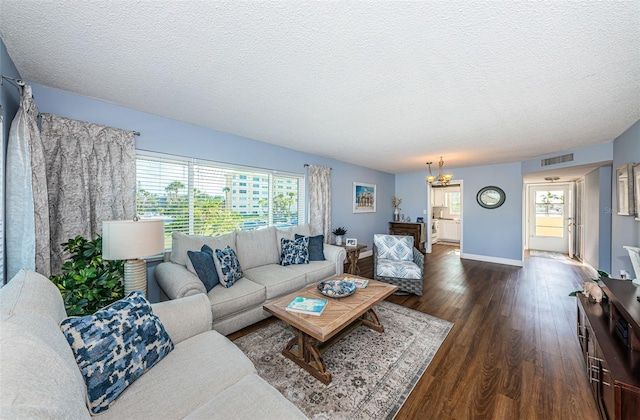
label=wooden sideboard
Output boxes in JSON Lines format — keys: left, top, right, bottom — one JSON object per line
{"left": 576, "top": 278, "right": 640, "bottom": 419}
{"left": 388, "top": 222, "right": 426, "bottom": 253}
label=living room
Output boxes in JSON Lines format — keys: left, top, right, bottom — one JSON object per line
{"left": 1, "top": 2, "right": 639, "bottom": 419}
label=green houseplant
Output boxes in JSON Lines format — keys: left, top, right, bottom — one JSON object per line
{"left": 50, "top": 235, "right": 125, "bottom": 316}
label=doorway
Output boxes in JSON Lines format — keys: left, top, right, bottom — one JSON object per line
{"left": 527, "top": 183, "right": 572, "bottom": 253}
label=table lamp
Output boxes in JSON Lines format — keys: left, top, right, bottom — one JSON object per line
{"left": 102, "top": 219, "right": 164, "bottom": 296}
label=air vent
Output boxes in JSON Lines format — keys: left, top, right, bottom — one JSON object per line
{"left": 541, "top": 153, "right": 573, "bottom": 166}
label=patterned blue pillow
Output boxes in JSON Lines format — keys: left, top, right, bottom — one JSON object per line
{"left": 214, "top": 246, "right": 244, "bottom": 287}
{"left": 60, "top": 291, "right": 174, "bottom": 415}
{"left": 280, "top": 236, "right": 309, "bottom": 266}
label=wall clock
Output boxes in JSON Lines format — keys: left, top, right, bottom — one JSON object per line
{"left": 476, "top": 186, "right": 506, "bottom": 209}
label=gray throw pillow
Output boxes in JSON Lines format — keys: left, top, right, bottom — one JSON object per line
{"left": 295, "top": 234, "right": 325, "bottom": 261}
{"left": 187, "top": 245, "right": 219, "bottom": 292}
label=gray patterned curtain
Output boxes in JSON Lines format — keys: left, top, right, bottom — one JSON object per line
{"left": 40, "top": 114, "right": 136, "bottom": 275}
{"left": 307, "top": 165, "right": 332, "bottom": 242}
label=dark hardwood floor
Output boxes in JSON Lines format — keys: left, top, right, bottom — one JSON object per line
{"left": 229, "top": 244, "right": 600, "bottom": 419}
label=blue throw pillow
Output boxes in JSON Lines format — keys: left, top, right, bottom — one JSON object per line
{"left": 295, "top": 234, "right": 325, "bottom": 261}
{"left": 187, "top": 244, "right": 219, "bottom": 292}
{"left": 60, "top": 291, "right": 174, "bottom": 415}
{"left": 214, "top": 246, "right": 243, "bottom": 287}
{"left": 280, "top": 236, "right": 309, "bottom": 266}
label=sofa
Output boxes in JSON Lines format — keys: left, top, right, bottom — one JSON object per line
{"left": 155, "top": 224, "right": 346, "bottom": 335}
{"left": 0, "top": 270, "right": 307, "bottom": 419}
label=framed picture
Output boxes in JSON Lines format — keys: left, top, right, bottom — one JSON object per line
{"left": 616, "top": 164, "right": 634, "bottom": 216}
{"left": 353, "top": 182, "right": 376, "bottom": 213}
{"left": 633, "top": 163, "right": 640, "bottom": 221}
{"left": 345, "top": 238, "right": 357, "bottom": 247}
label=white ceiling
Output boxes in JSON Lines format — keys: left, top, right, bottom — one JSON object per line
{"left": 1, "top": 1, "right": 638, "bottom": 174}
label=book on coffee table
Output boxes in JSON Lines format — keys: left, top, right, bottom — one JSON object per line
{"left": 285, "top": 297, "right": 328, "bottom": 316}
{"left": 344, "top": 277, "right": 369, "bottom": 288}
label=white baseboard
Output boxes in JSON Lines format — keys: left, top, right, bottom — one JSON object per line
{"left": 460, "top": 252, "right": 523, "bottom": 267}
{"left": 359, "top": 250, "right": 373, "bottom": 259}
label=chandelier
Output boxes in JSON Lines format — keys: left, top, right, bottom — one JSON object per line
{"left": 426, "top": 157, "right": 453, "bottom": 185}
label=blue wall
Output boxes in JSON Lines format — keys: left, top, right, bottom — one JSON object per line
{"left": 611, "top": 120, "right": 640, "bottom": 277}
{"left": 30, "top": 83, "right": 395, "bottom": 248}
{"left": 521, "top": 141, "right": 614, "bottom": 175}
{"left": 397, "top": 162, "right": 523, "bottom": 265}
{"left": 28, "top": 84, "right": 395, "bottom": 300}
{"left": 1, "top": 39, "right": 21, "bottom": 148}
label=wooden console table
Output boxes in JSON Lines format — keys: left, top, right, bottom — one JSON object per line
{"left": 576, "top": 278, "right": 640, "bottom": 419}
{"left": 333, "top": 244, "right": 366, "bottom": 275}
{"left": 388, "top": 222, "right": 426, "bottom": 253}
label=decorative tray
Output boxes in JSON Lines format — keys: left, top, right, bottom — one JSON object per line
{"left": 317, "top": 280, "right": 357, "bottom": 298}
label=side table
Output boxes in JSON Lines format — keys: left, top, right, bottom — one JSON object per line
{"left": 333, "top": 244, "right": 367, "bottom": 275}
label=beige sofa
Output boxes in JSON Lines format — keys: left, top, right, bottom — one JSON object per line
{"left": 0, "top": 270, "right": 307, "bottom": 419}
{"left": 156, "top": 224, "right": 346, "bottom": 335}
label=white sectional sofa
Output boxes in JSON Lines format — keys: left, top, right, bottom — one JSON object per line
{"left": 155, "top": 224, "right": 346, "bottom": 335}
{"left": 0, "top": 270, "right": 307, "bottom": 419}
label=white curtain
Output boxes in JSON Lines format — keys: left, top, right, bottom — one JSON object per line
{"left": 5, "top": 86, "right": 42, "bottom": 280}
{"left": 0, "top": 107, "right": 4, "bottom": 283}
{"left": 40, "top": 114, "right": 136, "bottom": 274}
{"left": 307, "top": 165, "right": 332, "bottom": 242}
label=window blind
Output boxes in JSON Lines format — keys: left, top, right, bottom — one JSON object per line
{"left": 136, "top": 151, "right": 306, "bottom": 250}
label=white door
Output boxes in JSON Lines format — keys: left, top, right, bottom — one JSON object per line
{"left": 575, "top": 179, "right": 585, "bottom": 261}
{"left": 567, "top": 183, "right": 575, "bottom": 258}
{"left": 529, "top": 184, "right": 571, "bottom": 253}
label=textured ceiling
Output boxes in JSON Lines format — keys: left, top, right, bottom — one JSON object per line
{"left": 1, "top": 1, "right": 638, "bottom": 174}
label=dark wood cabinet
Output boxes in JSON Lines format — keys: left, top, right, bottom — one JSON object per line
{"left": 576, "top": 278, "right": 640, "bottom": 419}
{"left": 388, "top": 222, "right": 426, "bottom": 253}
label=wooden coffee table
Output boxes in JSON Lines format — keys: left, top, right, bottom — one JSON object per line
{"left": 263, "top": 275, "right": 398, "bottom": 384}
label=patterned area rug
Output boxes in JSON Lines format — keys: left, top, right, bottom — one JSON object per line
{"left": 233, "top": 301, "right": 453, "bottom": 419}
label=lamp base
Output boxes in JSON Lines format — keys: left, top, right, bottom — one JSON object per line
{"left": 124, "top": 258, "right": 147, "bottom": 297}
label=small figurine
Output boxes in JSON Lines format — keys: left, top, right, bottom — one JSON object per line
{"left": 583, "top": 282, "right": 603, "bottom": 303}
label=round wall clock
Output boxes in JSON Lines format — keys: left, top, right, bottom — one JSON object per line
{"left": 476, "top": 186, "right": 506, "bottom": 209}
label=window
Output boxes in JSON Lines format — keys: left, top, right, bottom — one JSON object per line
{"left": 445, "top": 191, "right": 461, "bottom": 215}
{"left": 136, "top": 151, "right": 306, "bottom": 250}
{"left": 534, "top": 190, "right": 564, "bottom": 237}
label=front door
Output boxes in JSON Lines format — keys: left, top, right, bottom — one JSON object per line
{"left": 529, "top": 184, "right": 571, "bottom": 253}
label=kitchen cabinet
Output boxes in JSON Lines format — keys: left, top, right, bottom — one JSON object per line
{"left": 439, "top": 220, "right": 460, "bottom": 242}
{"left": 432, "top": 188, "right": 447, "bottom": 207}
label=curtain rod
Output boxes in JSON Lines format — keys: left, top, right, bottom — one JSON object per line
{"left": 1, "top": 74, "right": 25, "bottom": 89}
{"left": 304, "top": 164, "right": 332, "bottom": 170}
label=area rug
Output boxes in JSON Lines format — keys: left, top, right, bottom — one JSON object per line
{"left": 233, "top": 301, "right": 453, "bottom": 419}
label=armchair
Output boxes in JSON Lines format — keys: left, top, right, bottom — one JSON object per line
{"left": 373, "top": 234, "right": 424, "bottom": 296}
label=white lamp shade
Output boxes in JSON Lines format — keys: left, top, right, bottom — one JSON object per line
{"left": 102, "top": 219, "right": 164, "bottom": 260}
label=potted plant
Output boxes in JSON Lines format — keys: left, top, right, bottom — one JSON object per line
{"left": 332, "top": 227, "right": 347, "bottom": 245}
{"left": 50, "top": 235, "right": 125, "bottom": 316}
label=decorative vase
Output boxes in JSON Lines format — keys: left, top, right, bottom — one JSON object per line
{"left": 393, "top": 208, "right": 399, "bottom": 222}
{"left": 335, "top": 235, "right": 344, "bottom": 246}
